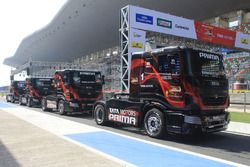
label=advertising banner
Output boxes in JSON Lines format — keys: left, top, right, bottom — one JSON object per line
{"left": 128, "top": 5, "right": 250, "bottom": 51}
{"left": 235, "top": 32, "right": 250, "bottom": 50}
{"left": 129, "top": 28, "right": 146, "bottom": 53}
{"left": 128, "top": 28, "right": 146, "bottom": 66}
{"left": 194, "top": 21, "right": 236, "bottom": 47}
{"left": 129, "top": 5, "right": 197, "bottom": 40}
{"left": 127, "top": 28, "right": 146, "bottom": 89}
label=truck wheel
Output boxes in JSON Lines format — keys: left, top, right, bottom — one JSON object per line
{"left": 27, "top": 97, "right": 32, "bottom": 107}
{"left": 19, "top": 97, "right": 23, "bottom": 105}
{"left": 58, "top": 100, "right": 66, "bottom": 115}
{"left": 144, "top": 108, "right": 165, "bottom": 138}
{"left": 6, "top": 96, "right": 10, "bottom": 103}
{"left": 94, "top": 104, "right": 107, "bottom": 125}
{"left": 10, "top": 97, "right": 15, "bottom": 103}
{"left": 41, "top": 99, "right": 48, "bottom": 111}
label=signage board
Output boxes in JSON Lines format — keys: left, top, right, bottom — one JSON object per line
{"left": 235, "top": 32, "right": 250, "bottom": 50}
{"left": 194, "top": 21, "right": 236, "bottom": 47}
{"left": 129, "top": 5, "right": 197, "bottom": 40}
{"left": 127, "top": 5, "right": 250, "bottom": 50}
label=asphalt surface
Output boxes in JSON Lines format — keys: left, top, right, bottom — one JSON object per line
{"left": 0, "top": 110, "right": 120, "bottom": 167}
{"left": 12, "top": 104, "right": 250, "bottom": 166}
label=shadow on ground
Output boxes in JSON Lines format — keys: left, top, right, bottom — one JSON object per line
{"left": 0, "top": 140, "right": 20, "bottom": 167}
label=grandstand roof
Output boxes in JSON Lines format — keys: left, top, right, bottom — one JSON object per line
{"left": 4, "top": 0, "right": 250, "bottom": 67}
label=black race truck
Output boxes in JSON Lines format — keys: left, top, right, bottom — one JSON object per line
{"left": 6, "top": 81, "right": 25, "bottom": 103}
{"left": 41, "top": 69, "right": 104, "bottom": 115}
{"left": 19, "top": 77, "right": 54, "bottom": 107}
{"left": 94, "top": 46, "right": 230, "bottom": 138}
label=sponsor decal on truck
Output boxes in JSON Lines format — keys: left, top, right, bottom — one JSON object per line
{"left": 108, "top": 108, "right": 138, "bottom": 125}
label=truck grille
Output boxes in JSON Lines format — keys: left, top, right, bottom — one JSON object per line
{"left": 76, "top": 85, "right": 102, "bottom": 99}
{"left": 202, "top": 96, "right": 227, "bottom": 106}
{"left": 78, "top": 90, "right": 101, "bottom": 98}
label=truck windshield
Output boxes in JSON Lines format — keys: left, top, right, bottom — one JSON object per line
{"left": 72, "top": 71, "right": 101, "bottom": 85}
{"left": 188, "top": 50, "right": 225, "bottom": 78}
{"left": 158, "top": 53, "right": 181, "bottom": 75}
{"left": 17, "top": 82, "right": 25, "bottom": 88}
{"left": 35, "top": 79, "right": 52, "bottom": 87}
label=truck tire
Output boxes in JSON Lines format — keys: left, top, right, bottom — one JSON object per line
{"left": 19, "top": 97, "right": 23, "bottom": 105}
{"left": 58, "top": 100, "right": 66, "bottom": 115}
{"left": 27, "top": 97, "right": 32, "bottom": 107}
{"left": 6, "top": 96, "right": 10, "bottom": 103}
{"left": 144, "top": 108, "right": 165, "bottom": 138}
{"left": 41, "top": 99, "right": 48, "bottom": 111}
{"left": 10, "top": 96, "right": 15, "bottom": 103}
{"left": 94, "top": 104, "right": 107, "bottom": 125}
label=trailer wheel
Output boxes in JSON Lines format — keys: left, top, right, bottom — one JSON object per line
{"left": 94, "top": 104, "right": 107, "bottom": 125}
{"left": 144, "top": 108, "right": 165, "bottom": 138}
{"left": 58, "top": 100, "right": 66, "bottom": 115}
{"left": 27, "top": 97, "right": 32, "bottom": 107}
{"left": 41, "top": 99, "right": 48, "bottom": 111}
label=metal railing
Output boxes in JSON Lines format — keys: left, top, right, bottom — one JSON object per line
{"left": 230, "top": 92, "right": 250, "bottom": 112}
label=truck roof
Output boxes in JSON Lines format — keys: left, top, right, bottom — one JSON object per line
{"left": 132, "top": 45, "right": 223, "bottom": 56}
{"left": 26, "top": 77, "right": 53, "bottom": 79}
{"left": 11, "top": 80, "right": 25, "bottom": 83}
{"left": 55, "top": 69, "right": 101, "bottom": 73}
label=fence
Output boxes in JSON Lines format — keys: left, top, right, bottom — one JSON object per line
{"left": 230, "top": 92, "right": 250, "bottom": 112}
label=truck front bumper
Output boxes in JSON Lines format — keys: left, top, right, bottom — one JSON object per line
{"left": 181, "top": 112, "right": 230, "bottom": 134}
{"left": 65, "top": 101, "right": 94, "bottom": 113}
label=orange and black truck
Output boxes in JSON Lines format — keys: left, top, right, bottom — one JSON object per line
{"left": 41, "top": 69, "right": 104, "bottom": 115}
{"left": 6, "top": 81, "right": 25, "bottom": 103}
{"left": 94, "top": 46, "right": 230, "bottom": 138}
{"left": 19, "top": 77, "right": 54, "bottom": 107}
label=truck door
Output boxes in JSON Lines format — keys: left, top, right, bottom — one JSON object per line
{"left": 139, "top": 53, "right": 158, "bottom": 98}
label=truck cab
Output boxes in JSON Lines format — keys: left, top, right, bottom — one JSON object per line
{"left": 19, "top": 77, "right": 54, "bottom": 107}
{"left": 6, "top": 81, "right": 25, "bottom": 103}
{"left": 94, "top": 46, "right": 230, "bottom": 138}
{"left": 42, "top": 69, "right": 104, "bottom": 115}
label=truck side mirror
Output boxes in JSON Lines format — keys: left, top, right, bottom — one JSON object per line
{"left": 102, "top": 75, "right": 105, "bottom": 85}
